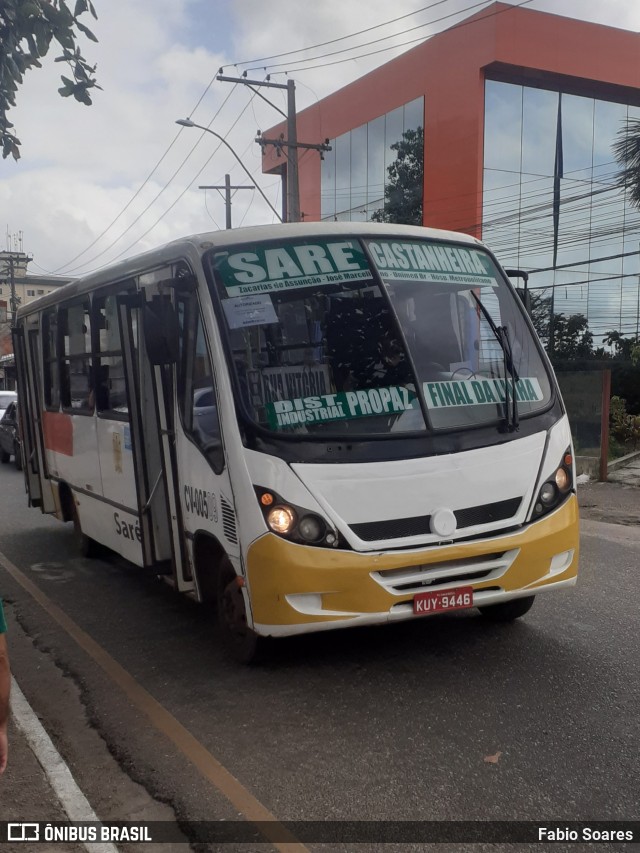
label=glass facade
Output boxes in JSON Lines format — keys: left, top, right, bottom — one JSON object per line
{"left": 321, "top": 97, "right": 424, "bottom": 223}
{"left": 483, "top": 79, "right": 640, "bottom": 343}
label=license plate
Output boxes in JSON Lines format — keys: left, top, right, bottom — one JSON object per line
{"left": 413, "top": 586, "right": 474, "bottom": 615}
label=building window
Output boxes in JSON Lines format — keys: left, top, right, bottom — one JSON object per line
{"left": 321, "top": 96, "right": 424, "bottom": 224}
{"left": 483, "top": 79, "right": 640, "bottom": 345}
{"left": 37, "top": 289, "right": 44, "bottom": 295}
{"left": 27, "top": 289, "right": 35, "bottom": 297}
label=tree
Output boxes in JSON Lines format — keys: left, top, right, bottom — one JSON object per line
{"left": 528, "top": 291, "right": 552, "bottom": 344}
{"left": 613, "top": 118, "right": 640, "bottom": 207}
{"left": 602, "top": 329, "right": 640, "bottom": 363}
{"left": 549, "top": 312, "right": 594, "bottom": 361}
{"left": 0, "top": 0, "right": 99, "bottom": 160}
{"left": 371, "top": 126, "right": 424, "bottom": 225}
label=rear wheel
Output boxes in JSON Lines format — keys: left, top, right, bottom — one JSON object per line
{"left": 71, "top": 501, "right": 98, "bottom": 558}
{"left": 0, "top": 449, "right": 9, "bottom": 464}
{"left": 478, "top": 595, "right": 535, "bottom": 622}
{"left": 217, "top": 558, "right": 268, "bottom": 664}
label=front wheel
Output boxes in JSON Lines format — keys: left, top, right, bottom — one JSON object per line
{"left": 217, "top": 559, "right": 268, "bottom": 664}
{"left": 478, "top": 595, "right": 535, "bottom": 622}
{"left": 71, "top": 501, "right": 98, "bottom": 558}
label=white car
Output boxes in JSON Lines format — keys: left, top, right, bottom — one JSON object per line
{"left": 0, "top": 391, "right": 17, "bottom": 420}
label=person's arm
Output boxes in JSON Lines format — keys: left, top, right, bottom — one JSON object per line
{"left": 0, "top": 632, "right": 9, "bottom": 774}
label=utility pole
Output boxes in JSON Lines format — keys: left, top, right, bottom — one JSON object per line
{"left": 0, "top": 251, "right": 31, "bottom": 323}
{"left": 216, "top": 74, "right": 331, "bottom": 223}
{"left": 199, "top": 174, "right": 255, "bottom": 229}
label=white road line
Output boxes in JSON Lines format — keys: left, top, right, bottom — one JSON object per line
{"left": 10, "top": 677, "right": 119, "bottom": 853}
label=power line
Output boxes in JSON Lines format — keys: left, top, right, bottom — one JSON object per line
{"left": 225, "top": 0, "right": 454, "bottom": 70}
{"left": 60, "top": 86, "right": 258, "bottom": 275}
{"left": 78, "top": 91, "right": 265, "bottom": 273}
{"left": 273, "top": 0, "right": 533, "bottom": 75}
{"left": 51, "top": 70, "right": 227, "bottom": 275}
{"left": 244, "top": 0, "right": 494, "bottom": 73}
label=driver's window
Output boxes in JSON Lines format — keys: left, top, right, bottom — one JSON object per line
{"left": 177, "top": 297, "right": 224, "bottom": 469}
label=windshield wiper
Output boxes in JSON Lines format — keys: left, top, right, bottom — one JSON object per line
{"left": 470, "top": 291, "right": 519, "bottom": 432}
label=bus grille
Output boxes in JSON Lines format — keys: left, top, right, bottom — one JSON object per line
{"left": 372, "top": 550, "right": 517, "bottom": 596}
{"left": 220, "top": 495, "right": 238, "bottom": 544}
{"left": 349, "top": 497, "right": 522, "bottom": 542}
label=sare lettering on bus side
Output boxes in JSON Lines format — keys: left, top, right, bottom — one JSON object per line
{"left": 184, "top": 485, "right": 218, "bottom": 522}
{"left": 114, "top": 512, "right": 142, "bottom": 542}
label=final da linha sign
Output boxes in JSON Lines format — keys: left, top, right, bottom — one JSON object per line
{"left": 424, "top": 377, "right": 543, "bottom": 408}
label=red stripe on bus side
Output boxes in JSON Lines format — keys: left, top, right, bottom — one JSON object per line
{"left": 43, "top": 411, "right": 73, "bottom": 456}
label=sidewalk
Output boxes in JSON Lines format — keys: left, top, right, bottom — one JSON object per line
{"left": 1, "top": 705, "right": 86, "bottom": 852}
{"left": 579, "top": 457, "right": 640, "bottom": 525}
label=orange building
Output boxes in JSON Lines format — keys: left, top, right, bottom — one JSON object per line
{"left": 263, "top": 2, "right": 640, "bottom": 337}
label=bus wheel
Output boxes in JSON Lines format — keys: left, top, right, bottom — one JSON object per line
{"left": 478, "top": 595, "right": 535, "bottom": 622}
{"left": 71, "top": 502, "right": 97, "bottom": 559}
{"left": 217, "top": 559, "right": 266, "bottom": 664}
{"left": 0, "top": 449, "right": 9, "bottom": 464}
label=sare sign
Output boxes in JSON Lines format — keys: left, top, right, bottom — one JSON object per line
{"left": 184, "top": 484, "right": 218, "bottom": 522}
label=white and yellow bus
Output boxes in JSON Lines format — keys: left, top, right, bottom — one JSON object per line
{"left": 14, "top": 223, "right": 579, "bottom": 661}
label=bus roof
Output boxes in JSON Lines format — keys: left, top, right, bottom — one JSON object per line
{"left": 17, "top": 222, "right": 484, "bottom": 318}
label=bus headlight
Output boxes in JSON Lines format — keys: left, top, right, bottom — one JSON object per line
{"left": 255, "top": 487, "right": 340, "bottom": 548}
{"left": 539, "top": 482, "right": 557, "bottom": 505}
{"left": 267, "top": 505, "right": 296, "bottom": 534}
{"left": 298, "top": 514, "right": 325, "bottom": 542}
{"left": 533, "top": 448, "right": 573, "bottom": 519}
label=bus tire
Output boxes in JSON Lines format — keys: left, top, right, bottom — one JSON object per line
{"left": 478, "top": 595, "right": 535, "bottom": 622}
{"left": 0, "top": 449, "right": 9, "bottom": 464}
{"left": 217, "top": 558, "right": 267, "bottom": 664}
{"left": 71, "top": 501, "right": 98, "bottom": 559}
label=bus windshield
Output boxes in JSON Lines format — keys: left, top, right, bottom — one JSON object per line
{"left": 207, "top": 236, "right": 552, "bottom": 437}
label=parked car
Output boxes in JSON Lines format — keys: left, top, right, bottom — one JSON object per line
{"left": 0, "top": 390, "right": 17, "bottom": 419}
{"left": 0, "top": 400, "right": 22, "bottom": 470}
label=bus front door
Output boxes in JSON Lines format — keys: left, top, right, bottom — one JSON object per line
{"left": 117, "top": 293, "right": 191, "bottom": 591}
{"left": 13, "top": 319, "right": 56, "bottom": 513}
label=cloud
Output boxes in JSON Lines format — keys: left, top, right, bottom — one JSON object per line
{"left": 1, "top": 0, "right": 639, "bottom": 275}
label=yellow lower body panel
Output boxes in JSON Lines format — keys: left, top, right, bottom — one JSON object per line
{"left": 246, "top": 495, "right": 579, "bottom": 637}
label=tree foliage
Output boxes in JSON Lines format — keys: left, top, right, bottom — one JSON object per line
{"left": 610, "top": 395, "right": 640, "bottom": 448}
{"left": 371, "top": 126, "right": 424, "bottom": 226}
{"left": 0, "top": 0, "right": 99, "bottom": 160}
{"left": 613, "top": 118, "right": 640, "bottom": 208}
{"left": 549, "top": 312, "right": 594, "bottom": 361}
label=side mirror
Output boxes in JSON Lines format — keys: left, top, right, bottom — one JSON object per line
{"left": 516, "top": 288, "right": 531, "bottom": 315}
{"left": 143, "top": 297, "right": 179, "bottom": 365}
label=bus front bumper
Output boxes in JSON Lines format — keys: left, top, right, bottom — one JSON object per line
{"left": 246, "top": 494, "right": 579, "bottom": 637}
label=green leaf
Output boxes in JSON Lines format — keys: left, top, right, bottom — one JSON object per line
{"left": 74, "top": 0, "right": 88, "bottom": 15}
{"left": 75, "top": 20, "right": 97, "bottom": 41}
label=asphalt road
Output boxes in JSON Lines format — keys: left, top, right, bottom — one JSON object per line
{"left": 0, "top": 461, "right": 638, "bottom": 852}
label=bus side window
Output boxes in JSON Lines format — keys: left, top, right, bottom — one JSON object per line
{"left": 43, "top": 309, "right": 60, "bottom": 409}
{"left": 95, "top": 291, "right": 130, "bottom": 418}
{"left": 60, "top": 299, "right": 93, "bottom": 414}
{"left": 177, "top": 298, "right": 224, "bottom": 472}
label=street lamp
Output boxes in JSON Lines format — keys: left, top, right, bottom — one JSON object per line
{"left": 175, "top": 119, "right": 282, "bottom": 222}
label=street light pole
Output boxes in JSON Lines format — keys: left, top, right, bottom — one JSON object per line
{"left": 175, "top": 119, "right": 282, "bottom": 222}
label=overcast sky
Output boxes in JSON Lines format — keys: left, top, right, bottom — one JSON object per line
{"left": 1, "top": 0, "right": 640, "bottom": 277}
